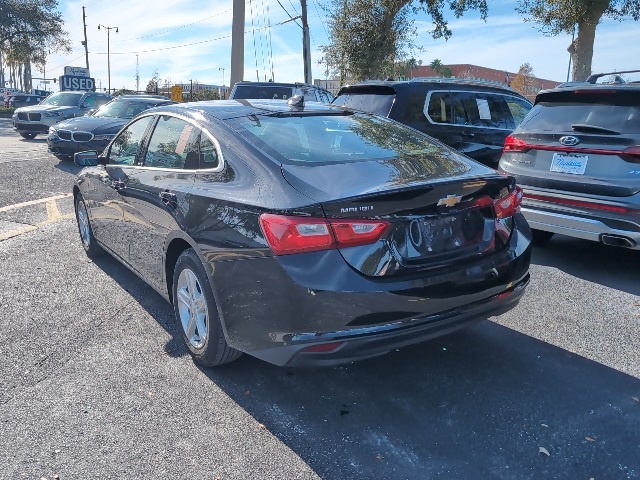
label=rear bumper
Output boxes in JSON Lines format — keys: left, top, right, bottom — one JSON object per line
{"left": 209, "top": 221, "right": 532, "bottom": 367}
{"left": 520, "top": 192, "right": 640, "bottom": 249}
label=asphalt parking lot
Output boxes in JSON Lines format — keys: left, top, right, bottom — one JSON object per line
{"left": 0, "top": 118, "right": 638, "bottom": 479}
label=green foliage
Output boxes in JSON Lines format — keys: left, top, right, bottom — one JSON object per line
{"left": 112, "top": 89, "right": 138, "bottom": 97}
{"left": 188, "top": 89, "right": 221, "bottom": 101}
{"left": 320, "top": 0, "right": 418, "bottom": 82}
{"left": 429, "top": 59, "right": 453, "bottom": 77}
{"left": 0, "top": 107, "right": 15, "bottom": 115}
{"left": 510, "top": 62, "right": 535, "bottom": 96}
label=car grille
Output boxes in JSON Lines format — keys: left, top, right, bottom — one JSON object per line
{"left": 72, "top": 132, "right": 93, "bottom": 142}
{"left": 28, "top": 113, "right": 41, "bottom": 121}
{"left": 18, "top": 112, "right": 28, "bottom": 121}
{"left": 58, "top": 130, "right": 72, "bottom": 140}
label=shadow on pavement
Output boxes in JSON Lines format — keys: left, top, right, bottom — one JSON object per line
{"left": 91, "top": 253, "right": 640, "bottom": 480}
{"left": 531, "top": 234, "right": 640, "bottom": 296}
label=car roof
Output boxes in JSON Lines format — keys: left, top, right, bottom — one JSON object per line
{"left": 111, "top": 95, "right": 172, "bottom": 103}
{"left": 337, "top": 77, "right": 525, "bottom": 96}
{"left": 143, "top": 99, "right": 348, "bottom": 120}
{"left": 234, "top": 81, "right": 321, "bottom": 89}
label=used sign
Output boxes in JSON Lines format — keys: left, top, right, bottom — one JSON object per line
{"left": 59, "top": 75, "right": 96, "bottom": 92}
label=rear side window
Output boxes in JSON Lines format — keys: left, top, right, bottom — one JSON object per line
{"left": 425, "top": 92, "right": 453, "bottom": 124}
{"left": 332, "top": 93, "right": 395, "bottom": 116}
{"left": 145, "top": 115, "right": 200, "bottom": 169}
{"left": 520, "top": 102, "right": 640, "bottom": 134}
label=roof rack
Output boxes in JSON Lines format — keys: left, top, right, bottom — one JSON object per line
{"left": 586, "top": 69, "right": 640, "bottom": 84}
{"left": 409, "top": 76, "right": 516, "bottom": 91}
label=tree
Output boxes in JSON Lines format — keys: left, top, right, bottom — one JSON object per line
{"left": 145, "top": 70, "right": 162, "bottom": 94}
{"left": 429, "top": 59, "right": 453, "bottom": 77}
{"left": 0, "top": 0, "right": 70, "bottom": 90}
{"left": 517, "top": 0, "right": 640, "bottom": 81}
{"left": 320, "top": 0, "right": 418, "bottom": 82}
{"left": 510, "top": 62, "right": 536, "bottom": 96}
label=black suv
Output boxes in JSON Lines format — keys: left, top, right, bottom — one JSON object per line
{"left": 332, "top": 78, "right": 532, "bottom": 167}
{"left": 498, "top": 70, "right": 640, "bottom": 249}
{"left": 230, "top": 81, "right": 335, "bottom": 103}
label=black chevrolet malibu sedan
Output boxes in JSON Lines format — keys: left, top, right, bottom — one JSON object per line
{"left": 73, "top": 98, "right": 532, "bottom": 367}
{"left": 48, "top": 95, "right": 173, "bottom": 160}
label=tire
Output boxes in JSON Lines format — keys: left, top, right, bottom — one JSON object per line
{"left": 19, "top": 132, "right": 36, "bottom": 139}
{"left": 75, "top": 194, "right": 104, "bottom": 257}
{"left": 531, "top": 229, "right": 555, "bottom": 245}
{"left": 172, "top": 249, "right": 242, "bottom": 367}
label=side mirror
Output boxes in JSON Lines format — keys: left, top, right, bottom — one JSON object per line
{"left": 75, "top": 150, "right": 99, "bottom": 166}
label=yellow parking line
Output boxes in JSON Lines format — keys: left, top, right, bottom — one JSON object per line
{"left": 0, "top": 193, "right": 72, "bottom": 213}
{"left": 0, "top": 225, "right": 38, "bottom": 241}
{"left": 46, "top": 199, "right": 63, "bottom": 221}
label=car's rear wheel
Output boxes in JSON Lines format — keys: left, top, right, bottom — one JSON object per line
{"left": 531, "top": 229, "right": 555, "bottom": 245}
{"left": 75, "top": 194, "right": 103, "bottom": 257}
{"left": 19, "top": 132, "right": 36, "bottom": 139}
{"left": 172, "top": 249, "right": 242, "bottom": 367}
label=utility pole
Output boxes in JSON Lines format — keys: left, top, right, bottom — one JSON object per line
{"left": 219, "top": 67, "right": 226, "bottom": 98}
{"left": 98, "top": 24, "right": 118, "bottom": 93}
{"left": 82, "top": 6, "right": 90, "bottom": 70}
{"left": 135, "top": 54, "right": 140, "bottom": 92}
{"left": 301, "top": 0, "right": 312, "bottom": 84}
{"left": 230, "top": 0, "right": 245, "bottom": 90}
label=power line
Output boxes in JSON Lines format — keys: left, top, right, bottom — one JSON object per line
{"left": 275, "top": 0, "right": 301, "bottom": 28}
{"left": 249, "top": 0, "right": 260, "bottom": 81}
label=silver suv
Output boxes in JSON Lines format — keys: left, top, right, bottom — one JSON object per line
{"left": 499, "top": 71, "right": 640, "bottom": 249}
{"left": 12, "top": 91, "right": 111, "bottom": 139}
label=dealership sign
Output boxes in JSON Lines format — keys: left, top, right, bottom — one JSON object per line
{"left": 64, "top": 66, "right": 90, "bottom": 77}
{"left": 59, "top": 75, "right": 96, "bottom": 92}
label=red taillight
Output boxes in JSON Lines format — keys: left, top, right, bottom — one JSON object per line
{"left": 621, "top": 146, "right": 640, "bottom": 164}
{"left": 503, "top": 135, "right": 529, "bottom": 153}
{"left": 494, "top": 186, "right": 523, "bottom": 219}
{"left": 301, "top": 342, "right": 345, "bottom": 353}
{"left": 259, "top": 214, "right": 389, "bottom": 255}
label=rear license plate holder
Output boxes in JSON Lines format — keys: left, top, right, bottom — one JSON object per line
{"left": 550, "top": 153, "right": 588, "bottom": 175}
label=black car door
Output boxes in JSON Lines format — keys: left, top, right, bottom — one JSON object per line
{"left": 118, "top": 114, "right": 201, "bottom": 292}
{"left": 87, "top": 115, "right": 156, "bottom": 262}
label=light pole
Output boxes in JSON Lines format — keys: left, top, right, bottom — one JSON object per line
{"left": 98, "top": 24, "right": 118, "bottom": 93}
{"left": 219, "top": 67, "right": 226, "bottom": 98}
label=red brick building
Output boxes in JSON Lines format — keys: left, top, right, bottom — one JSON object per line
{"left": 410, "top": 64, "right": 561, "bottom": 98}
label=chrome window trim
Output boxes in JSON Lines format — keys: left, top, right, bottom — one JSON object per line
{"left": 134, "top": 112, "right": 225, "bottom": 173}
{"left": 423, "top": 89, "right": 532, "bottom": 130}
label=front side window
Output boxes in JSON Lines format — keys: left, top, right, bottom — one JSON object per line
{"left": 107, "top": 116, "right": 155, "bottom": 165}
{"left": 145, "top": 115, "right": 200, "bottom": 169}
{"left": 82, "top": 95, "right": 97, "bottom": 108}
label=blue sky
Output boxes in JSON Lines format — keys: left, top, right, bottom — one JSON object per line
{"left": 39, "top": 0, "right": 639, "bottom": 92}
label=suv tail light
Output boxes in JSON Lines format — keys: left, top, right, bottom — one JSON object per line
{"left": 503, "top": 135, "right": 529, "bottom": 153}
{"left": 259, "top": 214, "right": 389, "bottom": 255}
{"left": 620, "top": 146, "right": 640, "bottom": 164}
{"left": 494, "top": 186, "right": 523, "bottom": 219}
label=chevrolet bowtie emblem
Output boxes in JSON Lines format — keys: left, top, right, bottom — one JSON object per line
{"left": 437, "top": 194, "right": 462, "bottom": 207}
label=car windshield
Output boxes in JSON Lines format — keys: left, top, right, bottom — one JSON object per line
{"left": 234, "top": 85, "right": 293, "bottom": 100}
{"left": 237, "top": 112, "right": 460, "bottom": 165}
{"left": 40, "top": 92, "right": 82, "bottom": 107}
{"left": 93, "top": 100, "right": 156, "bottom": 119}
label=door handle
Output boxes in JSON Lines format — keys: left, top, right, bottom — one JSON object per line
{"left": 159, "top": 190, "right": 177, "bottom": 206}
{"left": 461, "top": 131, "right": 475, "bottom": 138}
{"left": 111, "top": 180, "right": 125, "bottom": 190}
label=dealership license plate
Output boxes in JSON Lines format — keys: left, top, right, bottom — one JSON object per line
{"left": 550, "top": 153, "right": 588, "bottom": 175}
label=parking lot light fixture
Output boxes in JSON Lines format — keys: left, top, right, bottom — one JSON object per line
{"left": 98, "top": 24, "right": 118, "bottom": 93}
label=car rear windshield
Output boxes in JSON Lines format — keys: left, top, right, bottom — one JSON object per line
{"left": 94, "top": 100, "right": 156, "bottom": 119}
{"left": 332, "top": 92, "right": 395, "bottom": 117}
{"left": 40, "top": 92, "right": 82, "bottom": 107}
{"left": 521, "top": 102, "right": 640, "bottom": 134}
{"left": 237, "top": 112, "right": 460, "bottom": 165}
{"left": 233, "top": 85, "right": 293, "bottom": 100}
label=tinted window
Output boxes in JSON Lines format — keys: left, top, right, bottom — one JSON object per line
{"left": 521, "top": 102, "right": 640, "bottom": 134}
{"left": 145, "top": 115, "right": 200, "bottom": 169}
{"left": 505, "top": 97, "right": 532, "bottom": 126}
{"left": 82, "top": 95, "right": 97, "bottom": 108}
{"left": 332, "top": 93, "right": 395, "bottom": 116}
{"left": 108, "top": 116, "right": 154, "bottom": 165}
{"left": 425, "top": 92, "right": 453, "bottom": 124}
{"left": 396, "top": 91, "right": 428, "bottom": 124}
{"left": 199, "top": 135, "right": 220, "bottom": 169}
{"left": 237, "top": 113, "right": 449, "bottom": 164}
{"left": 449, "top": 92, "right": 528, "bottom": 129}
{"left": 94, "top": 100, "right": 159, "bottom": 119}
{"left": 233, "top": 85, "right": 293, "bottom": 100}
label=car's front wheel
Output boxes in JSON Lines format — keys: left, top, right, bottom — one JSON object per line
{"left": 19, "top": 132, "right": 36, "bottom": 139}
{"left": 172, "top": 249, "right": 242, "bottom": 367}
{"left": 75, "top": 194, "right": 103, "bottom": 257}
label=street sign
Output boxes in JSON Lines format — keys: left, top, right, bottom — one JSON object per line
{"left": 171, "top": 85, "right": 183, "bottom": 102}
{"left": 42, "top": 81, "right": 50, "bottom": 84}
{"left": 59, "top": 75, "right": 96, "bottom": 91}
{"left": 64, "top": 66, "right": 90, "bottom": 77}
